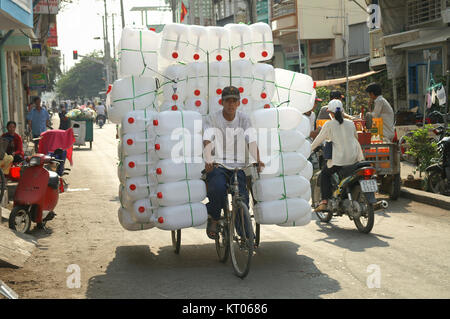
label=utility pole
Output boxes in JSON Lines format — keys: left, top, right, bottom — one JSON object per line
{"left": 112, "top": 13, "right": 117, "bottom": 81}
{"left": 103, "top": 0, "right": 112, "bottom": 88}
{"left": 120, "top": 0, "right": 125, "bottom": 28}
{"left": 297, "top": 0, "right": 303, "bottom": 73}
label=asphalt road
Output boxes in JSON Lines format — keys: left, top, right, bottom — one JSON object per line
{"left": 1, "top": 119, "right": 450, "bottom": 299}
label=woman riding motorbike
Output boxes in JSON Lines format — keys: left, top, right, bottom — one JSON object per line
{"left": 311, "top": 100, "right": 365, "bottom": 212}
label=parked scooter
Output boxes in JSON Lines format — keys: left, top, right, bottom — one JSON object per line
{"left": 311, "top": 147, "right": 388, "bottom": 234}
{"left": 426, "top": 125, "right": 450, "bottom": 195}
{"left": 8, "top": 149, "right": 68, "bottom": 233}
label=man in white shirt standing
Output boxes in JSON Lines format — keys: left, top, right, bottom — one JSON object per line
{"left": 203, "top": 86, "right": 264, "bottom": 240}
{"left": 365, "top": 83, "right": 395, "bottom": 142}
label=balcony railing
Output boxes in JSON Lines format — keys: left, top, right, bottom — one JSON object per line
{"left": 272, "top": 0, "right": 296, "bottom": 19}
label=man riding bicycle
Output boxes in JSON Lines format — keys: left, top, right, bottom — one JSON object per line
{"left": 203, "top": 86, "right": 264, "bottom": 240}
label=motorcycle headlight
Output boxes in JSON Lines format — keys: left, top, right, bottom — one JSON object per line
{"left": 29, "top": 157, "right": 41, "bottom": 166}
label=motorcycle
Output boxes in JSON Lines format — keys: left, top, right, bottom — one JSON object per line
{"left": 425, "top": 125, "right": 450, "bottom": 195}
{"left": 8, "top": 149, "right": 68, "bottom": 233}
{"left": 311, "top": 148, "right": 388, "bottom": 234}
{"left": 97, "top": 114, "right": 106, "bottom": 129}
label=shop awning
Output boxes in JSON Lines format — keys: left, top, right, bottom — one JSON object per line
{"left": 393, "top": 28, "right": 450, "bottom": 50}
{"left": 315, "top": 70, "right": 383, "bottom": 87}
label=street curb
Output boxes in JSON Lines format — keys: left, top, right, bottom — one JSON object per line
{"left": 400, "top": 187, "right": 450, "bottom": 210}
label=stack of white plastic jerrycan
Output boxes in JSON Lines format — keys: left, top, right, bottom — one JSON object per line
{"left": 151, "top": 110, "right": 208, "bottom": 230}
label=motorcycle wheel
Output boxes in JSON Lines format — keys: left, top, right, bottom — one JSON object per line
{"left": 352, "top": 186, "right": 375, "bottom": 234}
{"left": 427, "top": 171, "right": 446, "bottom": 194}
{"left": 311, "top": 173, "right": 332, "bottom": 222}
{"left": 9, "top": 206, "right": 32, "bottom": 234}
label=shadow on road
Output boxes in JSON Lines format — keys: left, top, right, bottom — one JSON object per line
{"left": 85, "top": 241, "right": 341, "bottom": 299}
{"left": 314, "top": 220, "right": 392, "bottom": 252}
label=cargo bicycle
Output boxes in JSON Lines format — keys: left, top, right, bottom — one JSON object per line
{"left": 170, "top": 162, "right": 261, "bottom": 279}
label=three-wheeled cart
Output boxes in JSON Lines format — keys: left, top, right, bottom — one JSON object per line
{"left": 71, "top": 119, "right": 93, "bottom": 150}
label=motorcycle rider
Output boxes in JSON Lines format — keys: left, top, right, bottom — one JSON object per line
{"left": 311, "top": 99, "right": 365, "bottom": 212}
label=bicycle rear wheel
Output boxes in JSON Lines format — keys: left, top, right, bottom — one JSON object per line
{"left": 215, "top": 205, "right": 229, "bottom": 263}
{"left": 229, "top": 200, "right": 254, "bottom": 279}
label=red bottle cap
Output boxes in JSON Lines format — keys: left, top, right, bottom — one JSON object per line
{"left": 172, "top": 94, "right": 178, "bottom": 101}
{"left": 262, "top": 51, "right": 268, "bottom": 58}
{"left": 153, "top": 119, "right": 158, "bottom": 126}
{"left": 129, "top": 184, "right": 136, "bottom": 191}
{"left": 242, "top": 98, "right": 248, "bottom": 105}
{"left": 261, "top": 92, "right": 267, "bottom": 99}
{"left": 172, "top": 52, "right": 178, "bottom": 59}
{"left": 218, "top": 99, "right": 222, "bottom": 105}
{"left": 195, "top": 100, "right": 201, "bottom": 107}
{"left": 216, "top": 55, "right": 222, "bottom": 61}
{"left": 239, "top": 87, "right": 244, "bottom": 93}
{"left": 193, "top": 53, "right": 200, "bottom": 60}
{"left": 313, "top": 81, "right": 317, "bottom": 89}
{"left": 128, "top": 117, "right": 134, "bottom": 124}
{"left": 138, "top": 206, "right": 145, "bottom": 213}
{"left": 194, "top": 89, "right": 200, "bottom": 96}
{"left": 239, "top": 52, "right": 246, "bottom": 58}
{"left": 127, "top": 139, "right": 133, "bottom": 145}
{"left": 156, "top": 168, "right": 162, "bottom": 175}
{"left": 155, "top": 144, "right": 160, "bottom": 150}
{"left": 158, "top": 217, "right": 164, "bottom": 224}
{"left": 264, "top": 104, "right": 271, "bottom": 109}
{"left": 128, "top": 161, "right": 135, "bottom": 168}
{"left": 171, "top": 105, "right": 178, "bottom": 111}
{"left": 157, "top": 192, "right": 163, "bottom": 199}
{"left": 216, "top": 88, "right": 222, "bottom": 95}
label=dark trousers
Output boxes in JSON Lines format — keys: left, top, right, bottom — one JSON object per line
{"left": 33, "top": 134, "right": 40, "bottom": 153}
{"left": 206, "top": 167, "right": 249, "bottom": 220}
{"left": 320, "top": 165, "right": 342, "bottom": 200}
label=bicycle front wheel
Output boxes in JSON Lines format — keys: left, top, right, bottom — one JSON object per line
{"left": 229, "top": 200, "right": 254, "bottom": 279}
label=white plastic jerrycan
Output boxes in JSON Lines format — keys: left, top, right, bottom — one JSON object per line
{"left": 156, "top": 202, "right": 208, "bottom": 230}
{"left": 109, "top": 76, "right": 158, "bottom": 124}
{"left": 153, "top": 110, "right": 203, "bottom": 136}
{"left": 154, "top": 133, "right": 203, "bottom": 160}
{"left": 299, "top": 160, "right": 313, "bottom": 181}
{"left": 252, "top": 175, "right": 311, "bottom": 202}
{"left": 118, "top": 208, "right": 155, "bottom": 231}
{"left": 161, "top": 64, "right": 187, "bottom": 102}
{"left": 132, "top": 198, "right": 158, "bottom": 224}
{"left": 119, "top": 184, "right": 134, "bottom": 211}
{"left": 184, "top": 97, "right": 208, "bottom": 115}
{"left": 225, "top": 23, "right": 252, "bottom": 61}
{"left": 296, "top": 115, "right": 311, "bottom": 139}
{"left": 256, "top": 129, "right": 306, "bottom": 155}
{"left": 231, "top": 60, "right": 254, "bottom": 96}
{"left": 254, "top": 198, "right": 311, "bottom": 225}
{"left": 118, "top": 27, "right": 160, "bottom": 78}
{"left": 186, "top": 62, "right": 208, "bottom": 99}
{"left": 121, "top": 109, "right": 157, "bottom": 135}
{"left": 252, "top": 63, "right": 275, "bottom": 102}
{"left": 277, "top": 211, "right": 311, "bottom": 227}
{"left": 209, "top": 61, "right": 231, "bottom": 100}
{"left": 155, "top": 157, "right": 204, "bottom": 183}
{"left": 123, "top": 153, "right": 158, "bottom": 178}
{"left": 297, "top": 139, "right": 312, "bottom": 159}
{"left": 125, "top": 175, "right": 156, "bottom": 200}
{"left": 250, "top": 107, "right": 303, "bottom": 130}
{"left": 122, "top": 131, "right": 156, "bottom": 156}
{"left": 153, "top": 180, "right": 206, "bottom": 207}
{"left": 250, "top": 23, "right": 274, "bottom": 62}
{"left": 259, "top": 152, "right": 308, "bottom": 179}
{"left": 274, "top": 68, "right": 316, "bottom": 113}
{"left": 186, "top": 25, "right": 209, "bottom": 62}
{"left": 160, "top": 23, "right": 189, "bottom": 62}
{"left": 207, "top": 26, "right": 231, "bottom": 62}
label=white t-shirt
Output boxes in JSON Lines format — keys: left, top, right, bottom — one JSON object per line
{"left": 372, "top": 95, "right": 395, "bottom": 142}
{"left": 311, "top": 118, "right": 365, "bottom": 168}
{"left": 305, "top": 112, "right": 316, "bottom": 132}
{"left": 96, "top": 104, "right": 106, "bottom": 115}
{"left": 203, "top": 110, "right": 257, "bottom": 168}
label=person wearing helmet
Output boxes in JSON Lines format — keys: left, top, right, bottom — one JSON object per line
{"left": 365, "top": 82, "right": 395, "bottom": 142}
{"left": 203, "top": 86, "right": 264, "bottom": 240}
{"left": 311, "top": 99, "right": 365, "bottom": 212}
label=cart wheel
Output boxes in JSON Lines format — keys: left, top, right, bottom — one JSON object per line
{"left": 389, "top": 174, "right": 401, "bottom": 200}
{"left": 171, "top": 229, "right": 181, "bottom": 254}
{"left": 89, "top": 141, "right": 92, "bottom": 150}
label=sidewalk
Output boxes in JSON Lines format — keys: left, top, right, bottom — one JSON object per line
{"left": 399, "top": 161, "right": 450, "bottom": 210}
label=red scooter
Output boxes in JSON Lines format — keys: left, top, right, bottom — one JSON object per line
{"left": 8, "top": 150, "right": 65, "bottom": 234}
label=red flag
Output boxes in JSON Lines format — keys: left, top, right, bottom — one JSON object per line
{"left": 180, "top": 2, "right": 188, "bottom": 22}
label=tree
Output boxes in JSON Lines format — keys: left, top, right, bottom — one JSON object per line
{"left": 46, "top": 55, "right": 62, "bottom": 92}
{"left": 56, "top": 52, "right": 105, "bottom": 100}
